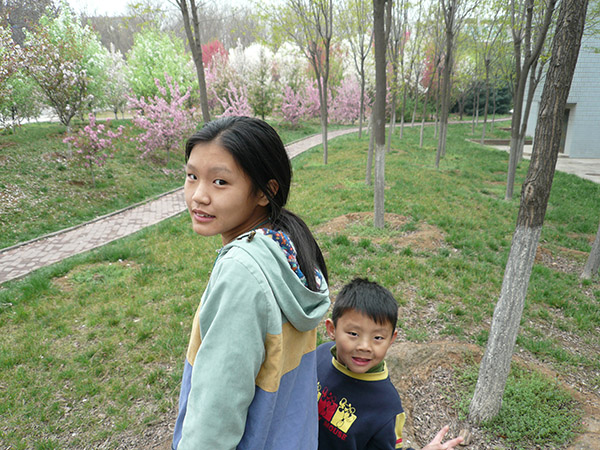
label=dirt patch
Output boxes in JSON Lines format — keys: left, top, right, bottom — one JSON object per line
{"left": 387, "top": 341, "right": 600, "bottom": 450}
{"left": 146, "top": 341, "right": 599, "bottom": 450}
{"left": 316, "top": 212, "right": 448, "bottom": 252}
{"left": 535, "top": 245, "right": 587, "bottom": 275}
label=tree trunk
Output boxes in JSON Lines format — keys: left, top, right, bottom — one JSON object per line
{"left": 435, "top": 0, "right": 455, "bottom": 168}
{"left": 387, "top": 92, "right": 397, "bottom": 153}
{"left": 177, "top": 0, "right": 211, "bottom": 123}
{"left": 366, "top": 111, "right": 375, "bottom": 185}
{"left": 481, "top": 60, "right": 491, "bottom": 145}
{"left": 411, "top": 68, "right": 421, "bottom": 127}
{"left": 359, "top": 66, "right": 366, "bottom": 139}
{"left": 400, "top": 79, "right": 408, "bottom": 139}
{"left": 581, "top": 220, "right": 600, "bottom": 279}
{"left": 373, "top": 0, "right": 391, "bottom": 229}
{"left": 469, "top": 0, "right": 589, "bottom": 423}
{"left": 420, "top": 86, "right": 431, "bottom": 148}
{"left": 505, "top": 0, "right": 557, "bottom": 200}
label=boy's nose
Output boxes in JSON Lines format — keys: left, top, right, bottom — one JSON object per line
{"left": 356, "top": 338, "right": 371, "bottom": 352}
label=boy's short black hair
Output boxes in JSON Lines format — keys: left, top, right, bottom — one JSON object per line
{"left": 331, "top": 278, "right": 398, "bottom": 331}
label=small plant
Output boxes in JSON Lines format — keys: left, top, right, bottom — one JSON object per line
{"left": 63, "top": 114, "right": 124, "bottom": 187}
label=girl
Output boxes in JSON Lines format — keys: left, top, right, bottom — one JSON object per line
{"left": 172, "top": 116, "right": 330, "bottom": 450}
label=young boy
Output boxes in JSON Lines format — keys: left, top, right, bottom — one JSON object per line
{"left": 317, "top": 278, "right": 463, "bottom": 450}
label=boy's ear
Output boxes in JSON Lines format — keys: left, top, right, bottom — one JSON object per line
{"left": 325, "top": 318, "right": 336, "bottom": 340}
{"left": 390, "top": 328, "right": 398, "bottom": 344}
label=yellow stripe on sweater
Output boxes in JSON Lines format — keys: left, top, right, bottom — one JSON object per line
{"left": 256, "top": 323, "right": 317, "bottom": 393}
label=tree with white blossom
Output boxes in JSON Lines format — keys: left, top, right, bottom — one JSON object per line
{"left": 23, "top": 4, "right": 107, "bottom": 130}
{"left": 105, "top": 45, "right": 130, "bottom": 120}
{"left": 0, "top": 25, "right": 42, "bottom": 131}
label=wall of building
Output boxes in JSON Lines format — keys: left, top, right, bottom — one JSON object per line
{"left": 525, "top": 31, "right": 600, "bottom": 158}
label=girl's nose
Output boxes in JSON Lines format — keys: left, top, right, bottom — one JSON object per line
{"left": 192, "top": 183, "right": 210, "bottom": 204}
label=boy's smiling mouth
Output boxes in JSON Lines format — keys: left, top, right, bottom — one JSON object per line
{"left": 352, "top": 357, "right": 371, "bottom": 365}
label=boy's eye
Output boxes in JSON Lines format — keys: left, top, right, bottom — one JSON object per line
{"left": 348, "top": 331, "right": 358, "bottom": 337}
{"left": 374, "top": 336, "right": 385, "bottom": 341}
{"left": 187, "top": 173, "right": 197, "bottom": 181}
{"left": 214, "top": 179, "right": 227, "bottom": 186}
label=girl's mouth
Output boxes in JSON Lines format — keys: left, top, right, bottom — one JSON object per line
{"left": 193, "top": 211, "right": 215, "bottom": 222}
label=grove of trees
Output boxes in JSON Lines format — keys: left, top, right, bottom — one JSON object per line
{"left": 2, "top": 0, "right": 599, "bottom": 429}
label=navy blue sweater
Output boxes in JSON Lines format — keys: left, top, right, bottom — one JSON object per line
{"left": 317, "top": 342, "right": 406, "bottom": 450}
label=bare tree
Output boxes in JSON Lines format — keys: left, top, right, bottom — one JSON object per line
{"left": 273, "top": 0, "right": 334, "bottom": 164}
{"left": 478, "top": 8, "right": 505, "bottom": 144}
{"left": 435, "top": 0, "right": 478, "bottom": 169}
{"left": 469, "top": 0, "right": 589, "bottom": 423}
{"left": 172, "top": 0, "right": 211, "bottom": 123}
{"left": 386, "top": 0, "right": 407, "bottom": 152}
{"left": 373, "top": 0, "right": 392, "bottom": 228}
{"left": 339, "top": 0, "right": 373, "bottom": 139}
{"left": 400, "top": 2, "right": 424, "bottom": 139}
{"left": 504, "top": 0, "right": 557, "bottom": 200}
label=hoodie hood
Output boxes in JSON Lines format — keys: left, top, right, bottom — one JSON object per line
{"left": 218, "top": 230, "right": 329, "bottom": 332}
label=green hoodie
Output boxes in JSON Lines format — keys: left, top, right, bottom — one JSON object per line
{"left": 173, "top": 231, "right": 330, "bottom": 450}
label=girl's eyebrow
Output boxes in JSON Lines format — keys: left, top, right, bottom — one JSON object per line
{"left": 185, "top": 162, "right": 233, "bottom": 175}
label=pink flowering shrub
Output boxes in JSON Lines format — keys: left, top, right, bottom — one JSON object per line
{"left": 63, "top": 113, "right": 124, "bottom": 187}
{"left": 218, "top": 82, "right": 253, "bottom": 117}
{"left": 128, "top": 75, "right": 196, "bottom": 165}
{"left": 330, "top": 77, "right": 371, "bottom": 124}
{"left": 302, "top": 81, "right": 322, "bottom": 119}
{"left": 280, "top": 86, "right": 307, "bottom": 126}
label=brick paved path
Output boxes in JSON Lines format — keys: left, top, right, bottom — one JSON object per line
{"left": 0, "top": 128, "right": 358, "bottom": 284}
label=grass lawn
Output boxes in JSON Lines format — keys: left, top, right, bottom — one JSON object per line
{"left": 0, "top": 119, "right": 598, "bottom": 449}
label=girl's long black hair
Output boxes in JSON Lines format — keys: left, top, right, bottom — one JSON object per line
{"left": 185, "top": 116, "right": 328, "bottom": 292}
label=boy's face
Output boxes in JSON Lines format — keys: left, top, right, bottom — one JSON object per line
{"left": 325, "top": 309, "right": 397, "bottom": 374}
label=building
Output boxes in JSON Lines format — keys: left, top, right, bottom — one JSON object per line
{"left": 525, "top": 29, "right": 600, "bottom": 158}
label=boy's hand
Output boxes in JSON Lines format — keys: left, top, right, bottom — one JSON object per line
{"left": 420, "top": 425, "right": 464, "bottom": 450}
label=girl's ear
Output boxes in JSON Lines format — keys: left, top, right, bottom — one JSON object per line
{"left": 267, "top": 179, "right": 279, "bottom": 198}
{"left": 258, "top": 179, "right": 279, "bottom": 207}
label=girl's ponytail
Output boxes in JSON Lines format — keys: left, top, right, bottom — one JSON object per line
{"left": 273, "top": 208, "right": 328, "bottom": 292}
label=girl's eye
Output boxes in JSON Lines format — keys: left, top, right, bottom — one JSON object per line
{"left": 187, "top": 173, "right": 197, "bottom": 181}
{"left": 214, "top": 179, "right": 227, "bottom": 186}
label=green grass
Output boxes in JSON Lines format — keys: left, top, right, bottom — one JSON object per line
{"left": 1, "top": 119, "right": 598, "bottom": 448}
{"left": 455, "top": 364, "right": 583, "bottom": 449}
{"left": 0, "top": 118, "right": 330, "bottom": 249}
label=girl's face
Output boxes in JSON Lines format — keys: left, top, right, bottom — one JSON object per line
{"left": 184, "top": 142, "right": 270, "bottom": 245}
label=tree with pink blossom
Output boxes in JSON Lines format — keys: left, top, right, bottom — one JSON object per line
{"left": 127, "top": 75, "right": 196, "bottom": 165}
{"left": 330, "top": 76, "right": 370, "bottom": 124}
{"left": 280, "top": 86, "right": 307, "bottom": 126}
{"left": 217, "top": 82, "right": 253, "bottom": 117}
{"left": 63, "top": 114, "right": 124, "bottom": 188}
{"left": 302, "top": 81, "right": 322, "bottom": 120}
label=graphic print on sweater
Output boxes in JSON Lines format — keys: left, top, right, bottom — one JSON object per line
{"left": 318, "top": 383, "right": 358, "bottom": 440}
